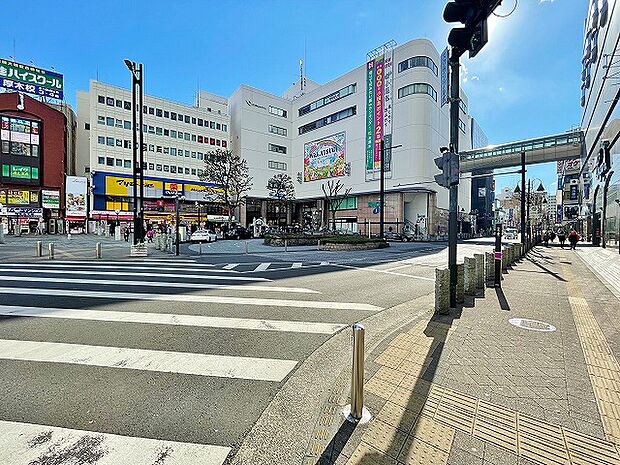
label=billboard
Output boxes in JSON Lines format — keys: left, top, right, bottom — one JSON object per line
{"left": 383, "top": 48, "right": 394, "bottom": 174}
{"left": 365, "top": 59, "right": 375, "bottom": 172}
{"left": 41, "top": 190, "right": 60, "bottom": 209}
{"left": 304, "top": 132, "right": 346, "bottom": 182}
{"left": 65, "top": 176, "right": 87, "bottom": 217}
{"left": 0, "top": 59, "right": 64, "bottom": 99}
{"left": 441, "top": 47, "right": 449, "bottom": 107}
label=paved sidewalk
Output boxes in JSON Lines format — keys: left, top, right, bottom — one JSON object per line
{"left": 300, "top": 245, "right": 620, "bottom": 465}
{"left": 576, "top": 245, "right": 620, "bottom": 301}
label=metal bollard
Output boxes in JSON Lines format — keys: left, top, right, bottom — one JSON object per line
{"left": 317, "top": 239, "right": 321, "bottom": 251}
{"left": 344, "top": 323, "right": 370, "bottom": 423}
{"left": 96, "top": 242, "right": 102, "bottom": 259}
{"left": 284, "top": 239, "right": 288, "bottom": 253}
{"left": 244, "top": 240, "right": 249, "bottom": 255}
{"left": 48, "top": 242, "right": 54, "bottom": 260}
{"left": 0, "top": 226, "right": 5, "bottom": 244}
{"left": 456, "top": 263, "right": 464, "bottom": 304}
{"left": 36, "top": 241, "right": 42, "bottom": 257}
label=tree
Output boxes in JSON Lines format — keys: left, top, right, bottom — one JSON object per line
{"left": 321, "top": 179, "right": 352, "bottom": 230}
{"left": 267, "top": 173, "right": 295, "bottom": 225}
{"left": 200, "top": 149, "right": 253, "bottom": 222}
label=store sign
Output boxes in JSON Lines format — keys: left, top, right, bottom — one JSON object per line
{"left": 65, "top": 176, "right": 87, "bottom": 217}
{"left": 10, "top": 165, "right": 31, "bottom": 179}
{"left": 373, "top": 55, "right": 385, "bottom": 172}
{"left": 383, "top": 48, "right": 394, "bottom": 175}
{"left": 303, "top": 132, "right": 346, "bottom": 182}
{"left": 478, "top": 187, "right": 487, "bottom": 197}
{"left": 7, "top": 190, "right": 30, "bottom": 205}
{"left": 42, "top": 190, "right": 60, "bottom": 209}
{"left": 0, "top": 58, "right": 64, "bottom": 99}
{"left": 164, "top": 182, "right": 183, "bottom": 196}
{"left": 104, "top": 176, "right": 163, "bottom": 196}
{"left": 6, "top": 207, "right": 42, "bottom": 218}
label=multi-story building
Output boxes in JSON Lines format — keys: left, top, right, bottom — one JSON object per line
{"left": 229, "top": 39, "right": 476, "bottom": 235}
{"left": 76, "top": 81, "right": 231, "bottom": 229}
{"left": 580, "top": 0, "right": 619, "bottom": 247}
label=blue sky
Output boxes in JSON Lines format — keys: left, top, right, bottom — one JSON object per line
{"left": 1, "top": 0, "right": 585, "bottom": 193}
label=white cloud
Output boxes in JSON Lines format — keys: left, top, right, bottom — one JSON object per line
{"left": 539, "top": 0, "right": 555, "bottom": 3}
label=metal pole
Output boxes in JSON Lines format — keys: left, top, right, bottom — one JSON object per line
{"left": 131, "top": 67, "right": 138, "bottom": 246}
{"left": 520, "top": 152, "right": 526, "bottom": 249}
{"left": 494, "top": 223, "right": 502, "bottom": 287}
{"left": 448, "top": 51, "right": 460, "bottom": 308}
{"left": 527, "top": 179, "right": 531, "bottom": 247}
{"left": 367, "top": 218, "right": 371, "bottom": 238}
{"left": 380, "top": 139, "right": 385, "bottom": 239}
{"left": 48, "top": 242, "right": 54, "bottom": 260}
{"left": 96, "top": 242, "right": 102, "bottom": 259}
{"left": 245, "top": 240, "right": 249, "bottom": 254}
{"left": 138, "top": 63, "right": 145, "bottom": 243}
{"left": 350, "top": 323, "right": 365, "bottom": 421}
{"left": 175, "top": 196, "right": 181, "bottom": 256}
{"left": 36, "top": 241, "right": 42, "bottom": 257}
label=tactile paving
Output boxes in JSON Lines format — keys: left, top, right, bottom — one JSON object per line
{"left": 397, "top": 436, "right": 449, "bottom": 465}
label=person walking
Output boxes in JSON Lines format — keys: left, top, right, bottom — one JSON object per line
{"left": 557, "top": 229, "right": 566, "bottom": 249}
{"left": 568, "top": 229, "right": 580, "bottom": 250}
{"left": 146, "top": 229, "right": 154, "bottom": 243}
{"left": 543, "top": 231, "right": 549, "bottom": 246}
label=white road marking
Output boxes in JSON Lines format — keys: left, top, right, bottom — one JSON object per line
{"left": 0, "top": 275, "right": 317, "bottom": 294}
{"left": 331, "top": 263, "right": 435, "bottom": 281}
{"left": 0, "top": 339, "right": 297, "bottom": 382}
{"left": 0, "top": 419, "right": 231, "bottom": 465}
{"left": 223, "top": 263, "right": 239, "bottom": 269}
{"left": 0, "top": 305, "right": 345, "bottom": 334}
{"left": 29, "top": 259, "right": 204, "bottom": 266}
{"left": 254, "top": 263, "right": 271, "bottom": 272}
{"left": 0, "top": 287, "right": 382, "bottom": 311}
{"left": 0, "top": 267, "right": 267, "bottom": 282}
{"left": 291, "top": 262, "right": 303, "bottom": 269}
{"left": 0, "top": 262, "right": 231, "bottom": 272}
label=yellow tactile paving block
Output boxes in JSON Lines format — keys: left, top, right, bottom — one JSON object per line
{"left": 434, "top": 389, "right": 477, "bottom": 433}
{"left": 361, "top": 418, "right": 407, "bottom": 459}
{"left": 563, "top": 428, "right": 620, "bottom": 465}
{"left": 517, "top": 414, "right": 569, "bottom": 465}
{"left": 375, "top": 353, "right": 405, "bottom": 369}
{"left": 388, "top": 386, "right": 427, "bottom": 415}
{"left": 473, "top": 401, "right": 518, "bottom": 452}
{"left": 397, "top": 436, "right": 450, "bottom": 465}
{"left": 373, "top": 366, "right": 407, "bottom": 387}
{"left": 366, "top": 376, "right": 399, "bottom": 400}
{"left": 410, "top": 415, "right": 455, "bottom": 452}
{"left": 346, "top": 441, "right": 398, "bottom": 465}
{"left": 376, "top": 401, "right": 419, "bottom": 433}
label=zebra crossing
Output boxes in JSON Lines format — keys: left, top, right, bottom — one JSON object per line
{"left": 0, "top": 257, "right": 378, "bottom": 464}
{"left": 211, "top": 261, "right": 331, "bottom": 273}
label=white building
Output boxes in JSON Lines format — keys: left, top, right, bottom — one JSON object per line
{"left": 76, "top": 81, "right": 230, "bottom": 225}
{"left": 230, "top": 39, "right": 474, "bottom": 234}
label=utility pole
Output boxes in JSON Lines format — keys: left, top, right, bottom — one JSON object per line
{"left": 125, "top": 59, "right": 144, "bottom": 245}
{"left": 520, "top": 151, "right": 526, "bottom": 249}
{"left": 380, "top": 139, "right": 385, "bottom": 239}
{"left": 448, "top": 51, "right": 460, "bottom": 309}
{"left": 527, "top": 179, "right": 531, "bottom": 246}
{"left": 138, "top": 63, "right": 144, "bottom": 243}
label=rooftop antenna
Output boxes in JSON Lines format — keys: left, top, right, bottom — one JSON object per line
{"left": 299, "top": 59, "right": 304, "bottom": 91}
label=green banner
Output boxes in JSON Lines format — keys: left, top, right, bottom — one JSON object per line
{"left": 0, "top": 59, "right": 64, "bottom": 99}
{"left": 365, "top": 59, "right": 375, "bottom": 171}
{"left": 10, "top": 165, "right": 31, "bottom": 179}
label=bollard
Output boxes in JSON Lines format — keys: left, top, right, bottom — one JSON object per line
{"left": 96, "top": 242, "right": 102, "bottom": 259}
{"left": 485, "top": 252, "right": 494, "bottom": 282}
{"left": 48, "top": 242, "right": 54, "bottom": 260}
{"left": 502, "top": 248, "right": 508, "bottom": 272}
{"left": 36, "top": 241, "right": 42, "bottom": 257}
{"left": 475, "top": 254, "right": 484, "bottom": 290}
{"left": 245, "top": 240, "right": 249, "bottom": 255}
{"left": 435, "top": 268, "right": 450, "bottom": 314}
{"left": 456, "top": 263, "right": 464, "bottom": 304}
{"left": 199, "top": 241, "right": 202, "bottom": 255}
{"left": 284, "top": 239, "right": 288, "bottom": 253}
{"left": 156, "top": 235, "right": 161, "bottom": 250}
{"left": 0, "top": 226, "right": 4, "bottom": 244}
{"left": 317, "top": 239, "right": 321, "bottom": 251}
{"left": 344, "top": 323, "right": 370, "bottom": 423}
{"left": 464, "top": 257, "right": 477, "bottom": 296}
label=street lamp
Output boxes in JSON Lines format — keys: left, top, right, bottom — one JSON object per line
{"left": 124, "top": 59, "right": 144, "bottom": 245}
{"left": 195, "top": 201, "right": 201, "bottom": 229}
{"left": 175, "top": 194, "right": 186, "bottom": 256}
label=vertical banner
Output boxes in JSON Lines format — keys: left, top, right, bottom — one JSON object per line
{"left": 373, "top": 55, "right": 385, "bottom": 172}
{"left": 365, "top": 59, "right": 376, "bottom": 174}
{"left": 383, "top": 48, "right": 394, "bottom": 176}
{"left": 65, "top": 176, "right": 87, "bottom": 217}
{"left": 441, "top": 47, "right": 449, "bottom": 107}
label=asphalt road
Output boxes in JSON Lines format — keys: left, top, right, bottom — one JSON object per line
{"left": 0, "top": 237, "right": 500, "bottom": 464}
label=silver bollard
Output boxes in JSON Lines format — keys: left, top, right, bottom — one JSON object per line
{"left": 245, "top": 240, "right": 249, "bottom": 255}
{"left": 48, "top": 242, "right": 54, "bottom": 260}
{"left": 96, "top": 242, "right": 102, "bottom": 259}
{"left": 284, "top": 239, "right": 288, "bottom": 253}
{"left": 317, "top": 239, "right": 321, "bottom": 251}
{"left": 344, "top": 323, "right": 370, "bottom": 423}
{"left": 36, "top": 241, "right": 42, "bottom": 257}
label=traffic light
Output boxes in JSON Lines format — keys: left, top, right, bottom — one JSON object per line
{"left": 434, "top": 149, "right": 451, "bottom": 188}
{"left": 443, "top": 0, "right": 502, "bottom": 58}
{"left": 157, "top": 197, "right": 164, "bottom": 212}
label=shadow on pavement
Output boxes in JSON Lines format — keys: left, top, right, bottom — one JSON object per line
{"left": 495, "top": 287, "right": 511, "bottom": 311}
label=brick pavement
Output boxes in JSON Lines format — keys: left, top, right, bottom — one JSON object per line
{"left": 306, "top": 245, "right": 620, "bottom": 465}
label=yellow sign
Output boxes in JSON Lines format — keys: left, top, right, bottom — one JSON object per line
{"left": 184, "top": 183, "right": 225, "bottom": 194}
{"left": 105, "top": 176, "right": 163, "bottom": 196}
{"left": 30, "top": 191, "right": 39, "bottom": 203}
{"left": 164, "top": 182, "right": 183, "bottom": 193}
{"left": 7, "top": 190, "right": 30, "bottom": 205}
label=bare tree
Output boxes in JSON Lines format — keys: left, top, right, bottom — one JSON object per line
{"left": 321, "top": 179, "right": 352, "bottom": 230}
{"left": 267, "top": 173, "right": 295, "bottom": 225}
{"left": 200, "top": 149, "right": 253, "bottom": 222}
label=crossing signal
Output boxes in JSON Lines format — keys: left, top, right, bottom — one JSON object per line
{"left": 443, "top": 0, "right": 502, "bottom": 58}
{"left": 434, "top": 149, "right": 451, "bottom": 188}
{"left": 157, "top": 197, "right": 164, "bottom": 212}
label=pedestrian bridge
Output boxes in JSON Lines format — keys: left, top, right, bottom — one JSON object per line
{"left": 459, "top": 130, "right": 584, "bottom": 172}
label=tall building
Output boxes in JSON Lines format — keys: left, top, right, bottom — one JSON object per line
{"left": 580, "top": 0, "right": 619, "bottom": 247}
{"left": 76, "top": 81, "right": 231, "bottom": 227}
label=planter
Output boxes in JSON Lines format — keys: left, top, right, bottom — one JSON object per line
{"left": 320, "top": 241, "right": 388, "bottom": 251}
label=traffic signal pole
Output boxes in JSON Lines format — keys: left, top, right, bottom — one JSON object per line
{"left": 448, "top": 51, "right": 460, "bottom": 309}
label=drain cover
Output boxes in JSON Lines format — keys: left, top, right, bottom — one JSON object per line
{"left": 509, "top": 318, "right": 556, "bottom": 332}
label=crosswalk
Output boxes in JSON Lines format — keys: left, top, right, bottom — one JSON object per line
{"left": 0, "top": 257, "right": 379, "bottom": 464}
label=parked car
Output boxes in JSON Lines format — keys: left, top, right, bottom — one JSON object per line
{"left": 190, "top": 229, "right": 217, "bottom": 243}
{"left": 224, "top": 226, "right": 252, "bottom": 240}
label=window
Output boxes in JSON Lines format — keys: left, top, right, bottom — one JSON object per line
{"left": 184, "top": 115, "right": 190, "bottom": 123}
{"left": 185, "top": 150, "right": 190, "bottom": 157}
{"left": 124, "top": 160, "right": 132, "bottom": 169}
{"left": 269, "top": 105, "right": 288, "bottom": 118}
{"left": 156, "top": 127, "right": 163, "bottom": 135}
{"left": 171, "top": 130, "right": 177, "bottom": 138}
{"left": 191, "top": 168, "right": 197, "bottom": 175}
{"left": 222, "top": 140, "right": 227, "bottom": 148}
{"left": 142, "top": 124, "right": 147, "bottom": 133}
{"left": 216, "top": 123, "right": 221, "bottom": 130}
{"left": 198, "top": 152, "right": 203, "bottom": 160}
{"left": 459, "top": 119, "right": 466, "bottom": 133}
{"left": 298, "top": 106, "right": 357, "bottom": 135}
{"left": 192, "top": 117, "right": 196, "bottom": 124}
{"left": 156, "top": 146, "right": 163, "bottom": 153}
{"left": 115, "top": 159, "right": 123, "bottom": 167}
{"left": 124, "top": 140, "right": 131, "bottom": 149}
{"left": 170, "top": 166, "right": 177, "bottom": 173}
{"left": 164, "top": 129, "right": 169, "bottom": 136}
{"left": 116, "top": 139, "right": 122, "bottom": 147}
{"left": 148, "top": 163, "right": 154, "bottom": 170}
{"left": 184, "top": 133, "right": 190, "bottom": 141}
{"left": 124, "top": 120, "right": 131, "bottom": 129}
{"left": 164, "top": 111, "right": 169, "bottom": 118}
{"left": 97, "top": 116, "right": 105, "bottom": 125}
{"left": 98, "top": 136, "right": 105, "bottom": 145}
{"left": 198, "top": 136, "right": 203, "bottom": 143}
{"left": 397, "top": 83, "right": 437, "bottom": 101}
{"left": 149, "top": 144, "right": 155, "bottom": 152}
{"left": 331, "top": 197, "right": 357, "bottom": 211}
{"left": 106, "top": 157, "right": 114, "bottom": 166}
{"left": 222, "top": 124, "right": 227, "bottom": 132}
{"left": 268, "top": 143, "right": 287, "bottom": 154}
{"left": 98, "top": 156, "right": 105, "bottom": 164}
{"left": 398, "top": 56, "right": 438, "bottom": 76}
{"left": 210, "top": 121, "right": 215, "bottom": 129}
{"left": 171, "top": 148, "right": 177, "bottom": 156}
{"left": 459, "top": 100, "right": 468, "bottom": 114}
{"left": 171, "top": 112, "right": 177, "bottom": 121}
{"left": 156, "top": 108, "right": 163, "bottom": 117}
{"left": 268, "top": 124, "right": 287, "bottom": 136}
{"left": 106, "top": 117, "right": 114, "bottom": 126}
{"left": 191, "top": 151, "right": 197, "bottom": 158}
{"left": 216, "top": 139, "right": 221, "bottom": 146}
{"left": 116, "top": 99, "right": 122, "bottom": 108}
{"left": 106, "top": 137, "right": 114, "bottom": 146}
{"left": 143, "top": 105, "right": 147, "bottom": 113}
{"left": 148, "top": 107, "right": 155, "bottom": 115}
{"left": 85, "top": 123, "right": 90, "bottom": 130}
{"left": 298, "top": 84, "right": 357, "bottom": 116}
{"left": 106, "top": 97, "right": 114, "bottom": 106}
{"left": 164, "top": 165, "right": 170, "bottom": 172}
{"left": 115, "top": 119, "right": 123, "bottom": 128}
{"left": 98, "top": 95, "right": 105, "bottom": 104}
{"left": 185, "top": 167, "right": 190, "bottom": 174}
{"left": 210, "top": 137, "right": 215, "bottom": 145}
{"left": 156, "top": 164, "right": 162, "bottom": 171}
{"left": 163, "top": 147, "right": 169, "bottom": 154}
{"left": 268, "top": 160, "right": 287, "bottom": 170}
{"left": 124, "top": 100, "right": 132, "bottom": 110}
{"left": 198, "top": 118, "right": 203, "bottom": 126}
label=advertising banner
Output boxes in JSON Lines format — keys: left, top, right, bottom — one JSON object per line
{"left": 65, "top": 176, "right": 87, "bottom": 217}
{"left": 104, "top": 176, "right": 163, "bottom": 196}
{"left": 373, "top": 55, "right": 385, "bottom": 171}
{"left": 304, "top": 132, "right": 346, "bottom": 182}
{"left": 41, "top": 190, "right": 60, "bottom": 209}
{"left": 164, "top": 182, "right": 183, "bottom": 197}
{"left": 10, "top": 165, "right": 31, "bottom": 179}
{"left": 365, "top": 59, "right": 375, "bottom": 172}
{"left": 441, "top": 47, "right": 449, "bottom": 107}
{"left": 383, "top": 48, "right": 394, "bottom": 175}
{"left": 7, "top": 190, "right": 30, "bottom": 205}
{"left": 6, "top": 207, "right": 42, "bottom": 218}
{"left": 0, "top": 58, "right": 64, "bottom": 99}
{"left": 184, "top": 183, "right": 225, "bottom": 202}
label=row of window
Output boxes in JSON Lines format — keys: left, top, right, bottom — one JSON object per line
{"left": 268, "top": 124, "right": 287, "bottom": 136}
{"left": 268, "top": 143, "right": 287, "bottom": 154}
{"left": 268, "top": 105, "right": 287, "bottom": 118}
{"left": 96, "top": 156, "right": 203, "bottom": 176}
{"left": 1, "top": 141, "right": 40, "bottom": 157}
{"left": 298, "top": 84, "right": 357, "bottom": 117}
{"left": 397, "top": 83, "right": 438, "bottom": 101}
{"left": 268, "top": 160, "right": 287, "bottom": 171}
{"left": 398, "top": 56, "right": 438, "bottom": 76}
{"left": 96, "top": 136, "right": 213, "bottom": 160}
{"left": 95, "top": 116, "right": 228, "bottom": 147}
{"left": 97, "top": 94, "right": 227, "bottom": 130}
{"left": 298, "top": 106, "right": 357, "bottom": 135}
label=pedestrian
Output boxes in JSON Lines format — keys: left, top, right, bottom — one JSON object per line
{"left": 123, "top": 228, "right": 130, "bottom": 242}
{"left": 550, "top": 231, "right": 556, "bottom": 243}
{"left": 543, "top": 231, "right": 549, "bottom": 246}
{"left": 568, "top": 229, "right": 580, "bottom": 250}
{"left": 557, "top": 229, "right": 566, "bottom": 249}
{"left": 146, "top": 229, "right": 154, "bottom": 243}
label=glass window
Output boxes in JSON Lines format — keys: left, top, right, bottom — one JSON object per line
{"left": 210, "top": 121, "right": 215, "bottom": 129}
{"left": 171, "top": 112, "right": 177, "bottom": 120}
{"left": 124, "top": 100, "right": 132, "bottom": 110}
{"left": 98, "top": 95, "right": 105, "bottom": 104}
{"left": 397, "top": 56, "right": 438, "bottom": 76}
{"left": 171, "top": 130, "right": 177, "bottom": 138}
{"left": 124, "top": 120, "right": 131, "bottom": 129}
{"left": 164, "top": 165, "right": 170, "bottom": 172}
{"left": 268, "top": 125, "right": 287, "bottom": 136}
{"left": 191, "top": 134, "right": 196, "bottom": 142}
{"left": 106, "top": 157, "right": 114, "bottom": 166}
{"left": 191, "top": 151, "right": 197, "bottom": 158}
{"left": 156, "top": 108, "right": 163, "bottom": 117}
{"left": 216, "top": 123, "right": 221, "bottom": 130}
{"left": 98, "top": 136, "right": 105, "bottom": 144}
{"left": 198, "top": 118, "right": 203, "bottom": 126}
{"left": 164, "top": 111, "right": 169, "bottom": 118}
{"left": 148, "top": 163, "right": 154, "bottom": 170}
{"left": 269, "top": 105, "right": 288, "bottom": 118}
{"left": 164, "top": 129, "right": 169, "bottom": 136}
{"left": 397, "top": 83, "right": 438, "bottom": 101}
{"left": 222, "top": 124, "right": 227, "bottom": 132}
{"left": 191, "top": 168, "right": 197, "bottom": 175}
{"left": 156, "top": 146, "right": 162, "bottom": 153}
{"left": 148, "top": 126, "right": 155, "bottom": 134}
{"left": 163, "top": 147, "right": 169, "bottom": 154}
{"left": 115, "top": 159, "right": 123, "bottom": 167}
{"left": 106, "top": 97, "right": 114, "bottom": 106}
{"left": 184, "top": 133, "right": 190, "bottom": 141}
{"left": 116, "top": 139, "right": 122, "bottom": 147}
{"left": 210, "top": 137, "right": 215, "bottom": 145}
{"left": 298, "top": 84, "right": 357, "bottom": 116}
{"left": 185, "top": 150, "right": 190, "bottom": 157}
{"left": 148, "top": 107, "right": 155, "bottom": 115}
{"left": 198, "top": 152, "right": 203, "bottom": 160}
{"left": 171, "top": 148, "right": 177, "bottom": 156}
{"left": 97, "top": 116, "right": 105, "bottom": 125}
{"left": 156, "top": 164, "right": 162, "bottom": 171}
{"left": 106, "top": 117, "right": 114, "bottom": 126}
{"left": 156, "top": 127, "right": 163, "bottom": 135}
{"left": 198, "top": 136, "right": 203, "bottom": 143}
{"left": 298, "top": 106, "right": 356, "bottom": 135}
{"left": 171, "top": 166, "right": 177, "bottom": 173}
{"left": 268, "top": 160, "right": 287, "bottom": 170}
{"left": 116, "top": 99, "right": 122, "bottom": 108}
{"left": 184, "top": 115, "right": 190, "bottom": 123}
{"left": 216, "top": 139, "right": 221, "bottom": 146}
{"left": 268, "top": 143, "right": 287, "bottom": 154}
{"left": 222, "top": 140, "right": 227, "bottom": 148}
{"left": 106, "top": 137, "right": 114, "bottom": 146}
{"left": 115, "top": 119, "right": 123, "bottom": 128}
{"left": 143, "top": 105, "right": 147, "bottom": 113}
{"left": 149, "top": 144, "right": 154, "bottom": 152}
{"left": 124, "top": 140, "right": 131, "bottom": 149}
{"left": 185, "top": 167, "right": 190, "bottom": 174}
{"left": 191, "top": 117, "right": 196, "bottom": 124}
{"left": 123, "top": 160, "right": 130, "bottom": 168}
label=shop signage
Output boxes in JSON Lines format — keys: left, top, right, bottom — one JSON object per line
{"left": 7, "top": 190, "right": 31, "bottom": 205}
{"left": 303, "top": 131, "right": 346, "bottom": 182}
{"left": 164, "top": 182, "right": 183, "bottom": 196}
{"left": 6, "top": 207, "right": 43, "bottom": 218}
{"left": 245, "top": 100, "right": 266, "bottom": 110}
{"left": 10, "top": 165, "right": 31, "bottom": 179}
{"left": 365, "top": 58, "right": 375, "bottom": 172}
{"left": 0, "top": 58, "right": 64, "bottom": 99}
{"left": 373, "top": 55, "right": 385, "bottom": 172}
{"left": 42, "top": 190, "right": 60, "bottom": 209}
{"left": 105, "top": 176, "right": 163, "bottom": 196}
{"left": 383, "top": 48, "right": 394, "bottom": 174}
{"left": 65, "top": 176, "right": 87, "bottom": 217}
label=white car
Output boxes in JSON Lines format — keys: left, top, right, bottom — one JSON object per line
{"left": 190, "top": 229, "right": 217, "bottom": 243}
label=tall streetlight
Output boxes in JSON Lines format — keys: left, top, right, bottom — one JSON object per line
{"left": 195, "top": 201, "right": 201, "bottom": 229}
{"left": 175, "top": 194, "right": 185, "bottom": 256}
{"left": 124, "top": 59, "right": 144, "bottom": 245}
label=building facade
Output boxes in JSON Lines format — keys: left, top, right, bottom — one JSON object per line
{"left": 0, "top": 92, "right": 69, "bottom": 234}
{"left": 230, "top": 39, "right": 475, "bottom": 235}
{"left": 76, "top": 81, "right": 231, "bottom": 229}
{"left": 580, "top": 0, "right": 619, "bottom": 247}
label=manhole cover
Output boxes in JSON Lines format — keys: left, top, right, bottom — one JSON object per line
{"left": 509, "top": 318, "right": 556, "bottom": 332}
